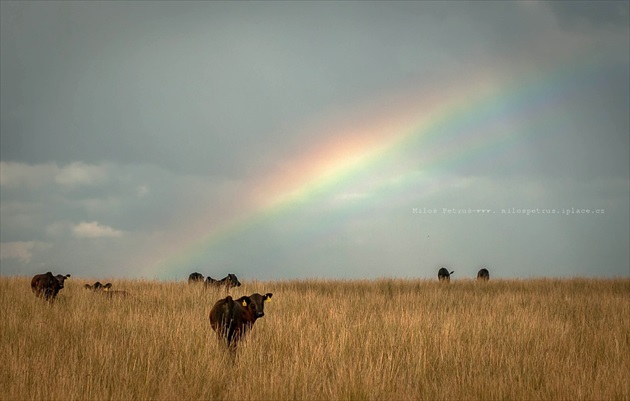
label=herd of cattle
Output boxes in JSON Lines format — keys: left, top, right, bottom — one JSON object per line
{"left": 29, "top": 271, "right": 271, "bottom": 351}
{"left": 29, "top": 267, "right": 490, "bottom": 351}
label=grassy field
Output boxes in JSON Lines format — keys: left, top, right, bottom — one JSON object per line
{"left": 1, "top": 276, "right": 629, "bottom": 400}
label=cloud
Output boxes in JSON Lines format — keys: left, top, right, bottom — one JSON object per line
{"left": 72, "top": 221, "right": 123, "bottom": 238}
{"left": 45, "top": 221, "right": 72, "bottom": 237}
{"left": 0, "top": 161, "right": 109, "bottom": 188}
{"left": 0, "top": 241, "right": 52, "bottom": 265}
{"left": 0, "top": 162, "right": 56, "bottom": 188}
{"left": 54, "top": 162, "right": 109, "bottom": 187}
{"left": 136, "top": 185, "right": 149, "bottom": 198}
{"left": 546, "top": 1, "right": 630, "bottom": 31}
{"left": 0, "top": 241, "right": 35, "bottom": 263}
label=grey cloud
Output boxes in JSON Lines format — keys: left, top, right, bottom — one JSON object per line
{"left": 72, "top": 221, "right": 122, "bottom": 238}
{"left": 546, "top": 1, "right": 630, "bottom": 30}
{"left": 3, "top": 1, "right": 603, "bottom": 176}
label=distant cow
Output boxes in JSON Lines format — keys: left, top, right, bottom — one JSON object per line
{"left": 438, "top": 268, "right": 454, "bottom": 282}
{"left": 84, "top": 281, "right": 112, "bottom": 291}
{"left": 31, "top": 272, "right": 71, "bottom": 301}
{"left": 188, "top": 272, "right": 204, "bottom": 284}
{"left": 477, "top": 268, "right": 490, "bottom": 281}
{"left": 206, "top": 274, "right": 241, "bottom": 290}
{"left": 209, "top": 292, "right": 273, "bottom": 350}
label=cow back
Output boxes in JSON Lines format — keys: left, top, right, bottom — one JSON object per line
{"left": 477, "top": 268, "right": 490, "bottom": 281}
{"left": 210, "top": 296, "right": 248, "bottom": 345}
{"left": 188, "top": 272, "right": 204, "bottom": 283}
{"left": 438, "top": 268, "right": 453, "bottom": 282}
{"left": 209, "top": 293, "right": 273, "bottom": 348}
{"left": 31, "top": 272, "right": 54, "bottom": 296}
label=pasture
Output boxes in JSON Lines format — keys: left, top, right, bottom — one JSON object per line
{"left": 1, "top": 276, "right": 629, "bottom": 400}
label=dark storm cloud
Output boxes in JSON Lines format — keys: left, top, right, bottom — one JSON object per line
{"left": 6, "top": 1, "right": 617, "bottom": 177}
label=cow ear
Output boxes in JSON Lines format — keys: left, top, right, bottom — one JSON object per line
{"left": 104, "top": 283, "right": 112, "bottom": 289}
{"left": 264, "top": 293, "right": 272, "bottom": 302}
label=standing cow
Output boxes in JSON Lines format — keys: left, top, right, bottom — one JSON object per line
{"left": 209, "top": 292, "right": 273, "bottom": 350}
{"left": 31, "top": 272, "right": 71, "bottom": 301}
{"left": 477, "top": 268, "right": 490, "bottom": 281}
{"left": 438, "top": 268, "right": 454, "bottom": 282}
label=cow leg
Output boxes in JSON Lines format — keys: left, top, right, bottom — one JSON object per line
{"left": 227, "top": 326, "right": 236, "bottom": 348}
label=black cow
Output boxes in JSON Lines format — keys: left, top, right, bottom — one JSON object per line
{"left": 209, "top": 292, "right": 273, "bottom": 350}
{"left": 438, "top": 268, "right": 454, "bottom": 282}
{"left": 84, "top": 281, "right": 113, "bottom": 291}
{"left": 188, "top": 272, "right": 204, "bottom": 284}
{"left": 477, "top": 268, "right": 490, "bottom": 281}
{"left": 205, "top": 274, "right": 241, "bottom": 290}
{"left": 31, "top": 272, "right": 71, "bottom": 301}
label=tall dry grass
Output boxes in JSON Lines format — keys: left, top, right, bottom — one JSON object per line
{"left": 0, "top": 276, "right": 628, "bottom": 400}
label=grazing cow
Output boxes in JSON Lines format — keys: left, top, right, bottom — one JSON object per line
{"left": 209, "top": 292, "right": 273, "bottom": 350}
{"left": 31, "top": 272, "right": 71, "bottom": 301}
{"left": 438, "top": 268, "right": 454, "bottom": 282}
{"left": 188, "top": 272, "right": 204, "bottom": 284}
{"left": 84, "top": 282, "right": 113, "bottom": 291}
{"left": 477, "top": 268, "right": 490, "bottom": 281}
{"left": 205, "top": 274, "right": 241, "bottom": 290}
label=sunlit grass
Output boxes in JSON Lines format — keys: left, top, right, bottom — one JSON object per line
{"left": 1, "top": 276, "right": 628, "bottom": 400}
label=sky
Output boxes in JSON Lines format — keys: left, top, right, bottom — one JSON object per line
{"left": 1, "top": 1, "right": 628, "bottom": 281}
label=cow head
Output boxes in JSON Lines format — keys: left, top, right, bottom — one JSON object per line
{"left": 84, "top": 281, "right": 112, "bottom": 291}
{"left": 238, "top": 293, "right": 272, "bottom": 319}
{"left": 45, "top": 273, "right": 69, "bottom": 300}
{"left": 227, "top": 274, "right": 241, "bottom": 288}
{"left": 90, "top": 281, "right": 104, "bottom": 290}
{"left": 54, "top": 274, "right": 70, "bottom": 289}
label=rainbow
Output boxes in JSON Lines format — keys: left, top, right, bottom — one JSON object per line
{"left": 146, "top": 52, "right": 605, "bottom": 279}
